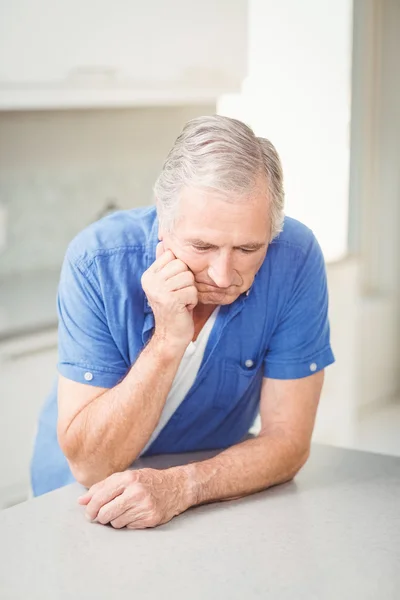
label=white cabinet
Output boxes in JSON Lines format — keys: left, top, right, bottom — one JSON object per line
{"left": 0, "top": 0, "right": 248, "bottom": 109}
{"left": 0, "top": 329, "right": 58, "bottom": 508}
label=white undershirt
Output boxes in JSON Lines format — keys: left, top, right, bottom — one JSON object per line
{"left": 140, "top": 306, "right": 220, "bottom": 455}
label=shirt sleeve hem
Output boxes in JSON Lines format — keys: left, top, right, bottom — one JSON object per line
{"left": 263, "top": 346, "right": 335, "bottom": 379}
{"left": 57, "top": 363, "right": 126, "bottom": 388}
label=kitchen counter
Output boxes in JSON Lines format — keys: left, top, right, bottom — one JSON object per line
{"left": 0, "top": 268, "right": 60, "bottom": 340}
{"left": 0, "top": 444, "right": 399, "bottom": 599}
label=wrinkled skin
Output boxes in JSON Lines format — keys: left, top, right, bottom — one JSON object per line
{"left": 78, "top": 468, "right": 190, "bottom": 529}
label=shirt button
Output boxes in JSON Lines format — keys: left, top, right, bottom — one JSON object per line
{"left": 84, "top": 372, "right": 94, "bottom": 381}
{"left": 245, "top": 359, "right": 254, "bottom": 368}
{"left": 309, "top": 363, "right": 317, "bottom": 372}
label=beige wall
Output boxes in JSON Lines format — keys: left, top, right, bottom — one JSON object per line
{"left": 0, "top": 105, "right": 214, "bottom": 277}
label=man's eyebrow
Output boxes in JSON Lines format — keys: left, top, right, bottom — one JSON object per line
{"left": 236, "top": 242, "right": 267, "bottom": 250}
{"left": 185, "top": 238, "right": 266, "bottom": 250}
{"left": 185, "top": 238, "right": 217, "bottom": 247}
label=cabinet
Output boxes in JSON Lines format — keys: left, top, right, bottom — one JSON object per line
{"left": 0, "top": 0, "right": 248, "bottom": 109}
{"left": 0, "top": 329, "right": 58, "bottom": 508}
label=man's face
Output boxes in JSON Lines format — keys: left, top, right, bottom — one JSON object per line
{"left": 159, "top": 186, "right": 271, "bottom": 306}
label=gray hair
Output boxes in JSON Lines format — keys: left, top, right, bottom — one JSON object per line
{"left": 154, "top": 115, "right": 285, "bottom": 241}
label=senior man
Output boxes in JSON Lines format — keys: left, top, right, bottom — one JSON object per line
{"left": 31, "top": 115, "right": 334, "bottom": 529}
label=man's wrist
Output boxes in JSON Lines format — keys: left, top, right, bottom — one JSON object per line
{"left": 150, "top": 333, "right": 188, "bottom": 362}
{"left": 167, "top": 463, "right": 199, "bottom": 512}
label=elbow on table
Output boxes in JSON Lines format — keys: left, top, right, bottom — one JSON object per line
{"left": 68, "top": 455, "right": 130, "bottom": 488}
{"left": 57, "top": 428, "right": 112, "bottom": 488}
{"left": 290, "top": 444, "right": 311, "bottom": 479}
{"left": 275, "top": 442, "right": 311, "bottom": 486}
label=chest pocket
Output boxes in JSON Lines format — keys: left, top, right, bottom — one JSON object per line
{"left": 214, "top": 357, "right": 263, "bottom": 410}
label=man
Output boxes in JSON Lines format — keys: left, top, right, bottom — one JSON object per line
{"left": 31, "top": 115, "right": 334, "bottom": 529}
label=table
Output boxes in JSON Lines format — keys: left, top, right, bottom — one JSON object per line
{"left": 0, "top": 444, "right": 399, "bottom": 599}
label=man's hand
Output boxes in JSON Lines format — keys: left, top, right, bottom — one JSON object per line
{"left": 78, "top": 468, "right": 191, "bottom": 529}
{"left": 141, "top": 242, "right": 198, "bottom": 349}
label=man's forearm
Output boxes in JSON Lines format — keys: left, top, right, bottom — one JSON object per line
{"left": 62, "top": 336, "right": 185, "bottom": 486}
{"left": 177, "top": 435, "right": 310, "bottom": 509}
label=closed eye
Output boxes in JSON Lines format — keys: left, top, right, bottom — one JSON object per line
{"left": 239, "top": 248, "right": 259, "bottom": 254}
{"left": 192, "top": 245, "right": 261, "bottom": 254}
{"left": 191, "top": 242, "right": 265, "bottom": 254}
{"left": 192, "top": 245, "right": 214, "bottom": 252}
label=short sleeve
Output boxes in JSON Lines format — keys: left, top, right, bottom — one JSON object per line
{"left": 57, "top": 252, "right": 128, "bottom": 388}
{"left": 263, "top": 234, "right": 335, "bottom": 379}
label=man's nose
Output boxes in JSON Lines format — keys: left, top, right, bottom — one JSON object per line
{"left": 208, "top": 253, "right": 235, "bottom": 288}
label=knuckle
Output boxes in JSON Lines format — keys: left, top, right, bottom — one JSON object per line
{"left": 129, "top": 470, "right": 140, "bottom": 483}
{"left": 175, "top": 259, "right": 189, "bottom": 272}
{"left": 127, "top": 482, "right": 146, "bottom": 501}
{"left": 188, "top": 288, "right": 198, "bottom": 302}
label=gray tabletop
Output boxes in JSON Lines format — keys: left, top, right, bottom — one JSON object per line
{"left": 0, "top": 444, "right": 399, "bottom": 600}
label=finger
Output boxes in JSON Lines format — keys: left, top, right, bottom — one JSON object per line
{"left": 159, "top": 258, "right": 191, "bottom": 281}
{"left": 86, "top": 486, "right": 124, "bottom": 522}
{"left": 155, "top": 241, "right": 165, "bottom": 260}
{"left": 78, "top": 494, "right": 91, "bottom": 506}
{"left": 110, "top": 507, "right": 143, "bottom": 529}
{"left": 126, "top": 518, "right": 153, "bottom": 530}
{"left": 77, "top": 479, "right": 106, "bottom": 504}
{"left": 112, "top": 506, "right": 153, "bottom": 530}
{"left": 174, "top": 286, "right": 198, "bottom": 310}
{"left": 165, "top": 271, "right": 195, "bottom": 292}
{"left": 149, "top": 249, "right": 176, "bottom": 273}
{"left": 85, "top": 472, "right": 131, "bottom": 521}
{"left": 167, "top": 271, "right": 195, "bottom": 292}
{"left": 96, "top": 492, "right": 132, "bottom": 525}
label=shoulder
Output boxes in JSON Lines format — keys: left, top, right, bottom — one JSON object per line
{"left": 65, "top": 206, "right": 157, "bottom": 269}
{"left": 257, "top": 216, "right": 325, "bottom": 306}
{"left": 267, "top": 216, "right": 324, "bottom": 274}
{"left": 270, "top": 216, "right": 317, "bottom": 256}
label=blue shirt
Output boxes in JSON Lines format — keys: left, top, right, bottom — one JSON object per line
{"left": 31, "top": 206, "right": 335, "bottom": 496}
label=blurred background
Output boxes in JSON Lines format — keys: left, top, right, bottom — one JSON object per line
{"left": 0, "top": 0, "right": 399, "bottom": 509}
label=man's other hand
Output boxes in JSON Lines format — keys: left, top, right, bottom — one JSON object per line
{"left": 78, "top": 467, "right": 191, "bottom": 529}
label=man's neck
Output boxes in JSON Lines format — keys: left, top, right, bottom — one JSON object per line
{"left": 192, "top": 303, "right": 218, "bottom": 342}
{"left": 193, "top": 303, "right": 217, "bottom": 321}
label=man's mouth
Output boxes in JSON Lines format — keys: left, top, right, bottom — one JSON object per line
{"left": 196, "top": 282, "right": 230, "bottom": 291}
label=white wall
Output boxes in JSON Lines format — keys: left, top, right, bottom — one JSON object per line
{"left": 219, "top": 0, "right": 353, "bottom": 262}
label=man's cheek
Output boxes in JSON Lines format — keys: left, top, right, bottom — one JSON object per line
{"left": 176, "top": 251, "right": 207, "bottom": 275}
